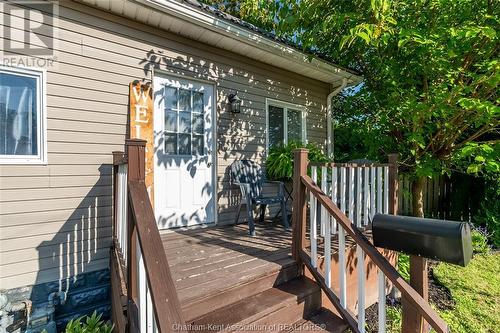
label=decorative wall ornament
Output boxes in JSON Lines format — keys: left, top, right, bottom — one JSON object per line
{"left": 129, "top": 80, "right": 154, "bottom": 206}
{"left": 227, "top": 92, "right": 242, "bottom": 113}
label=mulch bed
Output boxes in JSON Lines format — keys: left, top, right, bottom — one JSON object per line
{"left": 365, "top": 261, "right": 454, "bottom": 332}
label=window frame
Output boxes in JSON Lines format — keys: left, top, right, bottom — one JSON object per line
{"left": 265, "top": 98, "right": 307, "bottom": 152}
{"left": 0, "top": 66, "right": 47, "bottom": 165}
{"left": 162, "top": 84, "right": 206, "bottom": 157}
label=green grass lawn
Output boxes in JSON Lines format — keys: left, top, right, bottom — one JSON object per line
{"left": 384, "top": 251, "right": 499, "bottom": 333}
{"left": 432, "top": 252, "right": 500, "bottom": 333}
{"left": 387, "top": 251, "right": 500, "bottom": 333}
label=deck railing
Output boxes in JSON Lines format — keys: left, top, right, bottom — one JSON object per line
{"left": 308, "top": 159, "right": 395, "bottom": 233}
{"left": 114, "top": 153, "right": 128, "bottom": 264}
{"left": 112, "top": 139, "right": 186, "bottom": 333}
{"left": 293, "top": 149, "right": 448, "bottom": 333}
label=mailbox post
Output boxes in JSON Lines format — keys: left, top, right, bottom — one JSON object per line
{"left": 372, "top": 214, "right": 473, "bottom": 333}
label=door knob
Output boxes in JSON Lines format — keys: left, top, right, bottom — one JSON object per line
{"left": 207, "top": 162, "right": 213, "bottom": 167}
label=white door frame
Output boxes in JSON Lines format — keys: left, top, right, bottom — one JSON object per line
{"left": 152, "top": 70, "right": 218, "bottom": 227}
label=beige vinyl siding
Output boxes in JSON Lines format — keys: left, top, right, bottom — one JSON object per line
{"left": 0, "top": 0, "right": 331, "bottom": 289}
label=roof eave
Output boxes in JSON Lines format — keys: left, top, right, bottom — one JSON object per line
{"left": 80, "top": 0, "right": 363, "bottom": 86}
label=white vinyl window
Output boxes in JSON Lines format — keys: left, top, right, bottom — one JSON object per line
{"left": 266, "top": 99, "right": 306, "bottom": 150}
{"left": 0, "top": 66, "right": 46, "bottom": 164}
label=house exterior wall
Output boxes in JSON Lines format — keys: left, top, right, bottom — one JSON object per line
{"left": 0, "top": 0, "right": 330, "bottom": 293}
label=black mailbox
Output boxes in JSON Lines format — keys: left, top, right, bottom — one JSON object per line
{"left": 372, "top": 214, "right": 473, "bottom": 266}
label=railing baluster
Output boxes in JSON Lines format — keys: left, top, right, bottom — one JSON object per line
{"left": 357, "top": 245, "right": 366, "bottom": 332}
{"left": 120, "top": 164, "right": 128, "bottom": 263}
{"left": 331, "top": 167, "right": 338, "bottom": 234}
{"left": 339, "top": 167, "right": 347, "bottom": 308}
{"left": 325, "top": 210, "right": 332, "bottom": 288}
{"left": 370, "top": 167, "right": 376, "bottom": 219}
{"left": 138, "top": 234, "right": 147, "bottom": 333}
{"left": 384, "top": 166, "right": 389, "bottom": 214}
{"left": 147, "top": 283, "right": 154, "bottom": 333}
{"left": 378, "top": 270, "right": 387, "bottom": 333}
{"left": 356, "top": 167, "right": 362, "bottom": 227}
{"left": 349, "top": 167, "right": 355, "bottom": 221}
{"left": 116, "top": 169, "right": 122, "bottom": 248}
{"left": 377, "top": 167, "right": 383, "bottom": 213}
{"left": 310, "top": 166, "right": 318, "bottom": 268}
{"left": 340, "top": 167, "right": 346, "bottom": 214}
{"left": 363, "top": 167, "right": 369, "bottom": 226}
{"left": 321, "top": 166, "right": 328, "bottom": 237}
{"left": 338, "top": 226, "right": 347, "bottom": 308}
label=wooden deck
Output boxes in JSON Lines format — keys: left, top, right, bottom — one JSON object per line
{"left": 111, "top": 141, "right": 444, "bottom": 333}
{"left": 160, "top": 221, "right": 351, "bottom": 332}
{"left": 161, "top": 221, "right": 293, "bottom": 305}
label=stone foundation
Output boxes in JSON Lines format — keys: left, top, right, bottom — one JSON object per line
{"left": 0, "top": 269, "right": 111, "bottom": 333}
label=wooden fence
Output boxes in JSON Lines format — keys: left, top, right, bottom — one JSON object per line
{"left": 398, "top": 173, "right": 483, "bottom": 221}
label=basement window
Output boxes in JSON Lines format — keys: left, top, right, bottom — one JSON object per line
{"left": 266, "top": 99, "right": 306, "bottom": 150}
{"left": 0, "top": 66, "right": 46, "bottom": 164}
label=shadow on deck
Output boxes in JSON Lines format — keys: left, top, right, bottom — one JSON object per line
{"left": 160, "top": 219, "right": 389, "bottom": 326}
{"left": 160, "top": 220, "right": 293, "bottom": 306}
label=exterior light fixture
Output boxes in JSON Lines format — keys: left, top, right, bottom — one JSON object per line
{"left": 228, "top": 92, "right": 242, "bottom": 113}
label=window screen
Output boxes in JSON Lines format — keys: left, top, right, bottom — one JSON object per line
{"left": 0, "top": 71, "right": 39, "bottom": 158}
{"left": 267, "top": 102, "right": 305, "bottom": 148}
{"left": 287, "top": 108, "right": 302, "bottom": 143}
{"left": 268, "top": 105, "right": 284, "bottom": 148}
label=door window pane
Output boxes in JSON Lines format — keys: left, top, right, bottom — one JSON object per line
{"left": 193, "top": 91, "right": 204, "bottom": 113}
{"left": 287, "top": 109, "right": 302, "bottom": 143}
{"left": 0, "top": 72, "right": 38, "bottom": 157}
{"left": 179, "top": 112, "right": 191, "bottom": 134}
{"left": 178, "top": 88, "right": 191, "bottom": 111}
{"left": 164, "top": 133, "right": 177, "bottom": 155}
{"left": 164, "top": 87, "right": 177, "bottom": 110}
{"left": 192, "top": 114, "right": 204, "bottom": 135}
{"left": 268, "top": 105, "right": 284, "bottom": 147}
{"left": 192, "top": 135, "right": 204, "bottom": 156}
{"left": 178, "top": 134, "right": 191, "bottom": 155}
{"left": 165, "top": 111, "right": 177, "bottom": 133}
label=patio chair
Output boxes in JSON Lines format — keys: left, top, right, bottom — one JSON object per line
{"left": 230, "top": 160, "right": 290, "bottom": 236}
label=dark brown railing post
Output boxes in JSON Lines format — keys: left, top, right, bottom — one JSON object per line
{"left": 388, "top": 153, "right": 399, "bottom": 215}
{"left": 292, "top": 149, "right": 308, "bottom": 267}
{"left": 127, "top": 139, "right": 146, "bottom": 183}
{"left": 126, "top": 139, "right": 146, "bottom": 332}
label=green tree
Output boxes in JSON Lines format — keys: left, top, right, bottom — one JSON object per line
{"left": 205, "top": 0, "right": 500, "bottom": 218}
{"left": 200, "top": 0, "right": 276, "bottom": 31}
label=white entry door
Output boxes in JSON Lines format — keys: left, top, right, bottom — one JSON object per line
{"left": 153, "top": 75, "right": 215, "bottom": 229}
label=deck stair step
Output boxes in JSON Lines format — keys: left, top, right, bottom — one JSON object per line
{"left": 284, "top": 308, "right": 349, "bottom": 333}
{"left": 186, "top": 277, "right": 321, "bottom": 333}
{"left": 182, "top": 260, "right": 298, "bottom": 322}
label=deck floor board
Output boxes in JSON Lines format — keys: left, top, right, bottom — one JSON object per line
{"left": 162, "top": 220, "right": 372, "bottom": 306}
{"left": 162, "top": 221, "right": 293, "bottom": 304}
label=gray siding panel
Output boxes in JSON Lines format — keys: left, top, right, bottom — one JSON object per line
{"left": 0, "top": 1, "right": 330, "bottom": 289}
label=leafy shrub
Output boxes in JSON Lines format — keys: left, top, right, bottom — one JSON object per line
{"left": 63, "top": 312, "right": 113, "bottom": 333}
{"left": 386, "top": 305, "right": 403, "bottom": 333}
{"left": 473, "top": 182, "right": 500, "bottom": 248}
{"left": 397, "top": 253, "right": 410, "bottom": 281}
{"left": 265, "top": 141, "right": 329, "bottom": 180}
{"left": 471, "top": 228, "right": 490, "bottom": 254}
